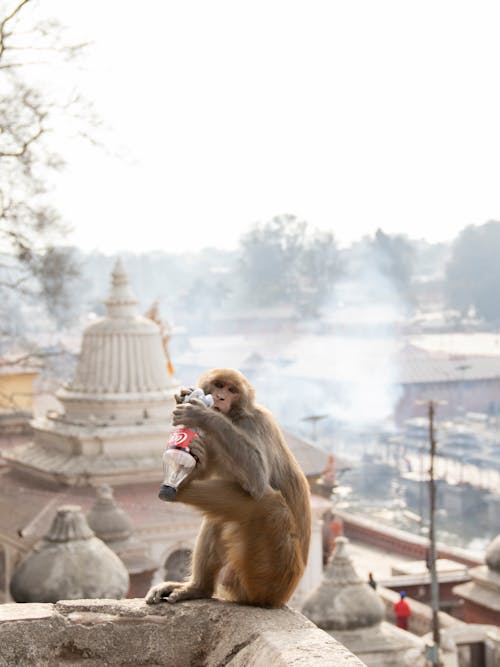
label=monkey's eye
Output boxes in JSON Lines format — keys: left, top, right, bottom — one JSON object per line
{"left": 213, "top": 381, "right": 224, "bottom": 389}
{"left": 228, "top": 386, "right": 238, "bottom": 394}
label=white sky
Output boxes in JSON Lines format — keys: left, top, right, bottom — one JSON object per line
{"left": 37, "top": 1, "right": 500, "bottom": 254}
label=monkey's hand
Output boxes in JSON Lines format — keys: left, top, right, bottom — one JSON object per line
{"left": 174, "top": 387, "right": 196, "bottom": 405}
{"left": 188, "top": 436, "right": 208, "bottom": 470}
{"left": 172, "top": 399, "right": 210, "bottom": 429}
{"left": 145, "top": 581, "right": 211, "bottom": 604}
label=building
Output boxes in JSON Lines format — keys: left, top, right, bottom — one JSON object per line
{"left": 0, "top": 357, "right": 38, "bottom": 434}
{"left": 0, "top": 259, "right": 328, "bottom": 604}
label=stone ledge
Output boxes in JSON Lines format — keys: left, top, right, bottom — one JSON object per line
{"left": 0, "top": 598, "right": 365, "bottom": 666}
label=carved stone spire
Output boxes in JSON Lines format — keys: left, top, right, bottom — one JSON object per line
{"left": 10, "top": 505, "right": 129, "bottom": 602}
{"left": 104, "top": 258, "right": 139, "bottom": 319}
{"left": 46, "top": 504, "right": 95, "bottom": 542}
{"left": 302, "top": 536, "right": 385, "bottom": 631}
{"left": 6, "top": 260, "right": 179, "bottom": 485}
{"left": 86, "top": 484, "right": 132, "bottom": 545}
{"left": 66, "top": 258, "right": 170, "bottom": 397}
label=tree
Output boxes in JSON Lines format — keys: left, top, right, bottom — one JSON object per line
{"left": 0, "top": 0, "right": 91, "bottom": 354}
{"left": 445, "top": 220, "right": 500, "bottom": 323}
{"left": 238, "top": 214, "right": 343, "bottom": 315}
{"left": 371, "top": 228, "right": 416, "bottom": 307}
{"left": 295, "top": 228, "right": 344, "bottom": 316}
{"left": 239, "top": 215, "right": 306, "bottom": 305}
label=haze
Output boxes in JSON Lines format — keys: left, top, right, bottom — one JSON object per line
{"left": 42, "top": 0, "right": 500, "bottom": 254}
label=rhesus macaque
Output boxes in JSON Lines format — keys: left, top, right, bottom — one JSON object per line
{"left": 146, "top": 368, "right": 311, "bottom": 608}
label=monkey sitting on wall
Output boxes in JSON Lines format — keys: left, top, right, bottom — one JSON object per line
{"left": 145, "top": 368, "right": 311, "bottom": 608}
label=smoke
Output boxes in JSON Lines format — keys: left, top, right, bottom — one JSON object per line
{"left": 247, "top": 250, "right": 406, "bottom": 446}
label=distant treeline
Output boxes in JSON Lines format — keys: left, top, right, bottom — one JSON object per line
{"left": 75, "top": 218, "right": 500, "bottom": 331}
{"left": 4, "top": 218, "right": 500, "bottom": 361}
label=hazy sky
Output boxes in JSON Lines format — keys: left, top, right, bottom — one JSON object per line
{"left": 38, "top": 1, "right": 500, "bottom": 254}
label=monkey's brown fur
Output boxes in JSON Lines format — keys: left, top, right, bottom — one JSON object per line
{"left": 145, "top": 368, "right": 311, "bottom": 608}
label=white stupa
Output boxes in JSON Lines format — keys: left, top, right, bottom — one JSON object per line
{"left": 302, "top": 537, "right": 426, "bottom": 666}
{"left": 6, "top": 259, "right": 179, "bottom": 485}
{"left": 10, "top": 505, "right": 130, "bottom": 602}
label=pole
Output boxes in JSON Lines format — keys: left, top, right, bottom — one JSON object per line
{"left": 417, "top": 398, "right": 445, "bottom": 666}
{"left": 428, "top": 400, "right": 440, "bottom": 666}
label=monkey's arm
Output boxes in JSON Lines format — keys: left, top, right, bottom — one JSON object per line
{"left": 173, "top": 402, "right": 269, "bottom": 498}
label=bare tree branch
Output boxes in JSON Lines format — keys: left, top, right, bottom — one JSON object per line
{"left": 0, "top": 0, "right": 31, "bottom": 60}
{"left": 0, "top": 0, "right": 97, "bottom": 344}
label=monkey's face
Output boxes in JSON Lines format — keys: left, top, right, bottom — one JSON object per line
{"left": 210, "top": 379, "right": 240, "bottom": 415}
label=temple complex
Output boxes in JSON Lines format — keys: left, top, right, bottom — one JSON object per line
{"left": 5, "top": 258, "right": 178, "bottom": 486}
{"left": 0, "top": 260, "right": 327, "bottom": 605}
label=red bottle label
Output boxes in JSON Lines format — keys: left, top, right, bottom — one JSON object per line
{"left": 167, "top": 427, "right": 199, "bottom": 449}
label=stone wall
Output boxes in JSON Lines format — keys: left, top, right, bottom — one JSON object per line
{"left": 459, "top": 597, "right": 500, "bottom": 626}
{"left": 0, "top": 598, "right": 365, "bottom": 667}
{"left": 377, "top": 585, "right": 463, "bottom": 637}
{"left": 338, "top": 510, "right": 483, "bottom": 567}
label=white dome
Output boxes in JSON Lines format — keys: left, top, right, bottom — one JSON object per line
{"left": 10, "top": 506, "right": 129, "bottom": 602}
{"left": 7, "top": 259, "right": 179, "bottom": 485}
{"left": 485, "top": 534, "right": 500, "bottom": 573}
{"left": 302, "top": 537, "right": 385, "bottom": 631}
{"left": 64, "top": 258, "right": 172, "bottom": 396}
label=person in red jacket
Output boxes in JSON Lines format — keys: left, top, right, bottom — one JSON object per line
{"left": 394, "top": 591, "right": 411, "bottom": 630}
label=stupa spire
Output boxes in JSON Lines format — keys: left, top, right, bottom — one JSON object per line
{"left": 46, "top": 505, "right": 95, "bottom": 542}
{"left": 104, "top": 258, "right": 139, "bottom": 318}
{"left": 5, "top": 259, "right": 179, "bottom": 486}
{"left": 9, "top": 505, "right": 129, "bottom": 602}
{"left": 302, "top": 536, "right": 385, "bottom": 631}
{"left": 86, "top": 484, "right": 133, "bottom": 544}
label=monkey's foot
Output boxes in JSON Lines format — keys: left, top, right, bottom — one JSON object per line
{"left": 145, "top": 581, "right": 184, "bottom": 604}
{"left": 166, "top": 584, "right": 212, "bottom": 603}
{"left": 145, "top": 581, "right": 211, "bottom": 604}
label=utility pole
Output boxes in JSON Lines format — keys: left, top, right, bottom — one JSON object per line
{"left": 417, "top": 399, "right": 445, "bottom": 667}
{"left": 428, "top": 400, "right": 440, "bottom": 666}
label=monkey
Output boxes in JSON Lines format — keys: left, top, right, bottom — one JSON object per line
{"left": 145, "top": 368, "right": 311, "bottom": 608}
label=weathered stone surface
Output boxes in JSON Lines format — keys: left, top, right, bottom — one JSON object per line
{"left": 228, "top": 628, "right": 366, "bottom": 666}
{"left": 0, "top": 603, "right": 67, "bottom": 667}
{"left": 0, "top": 598, "right": 366, "bottom": 666}
{"left": 0, "top": 603, "right": 55, "bottom": 622}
